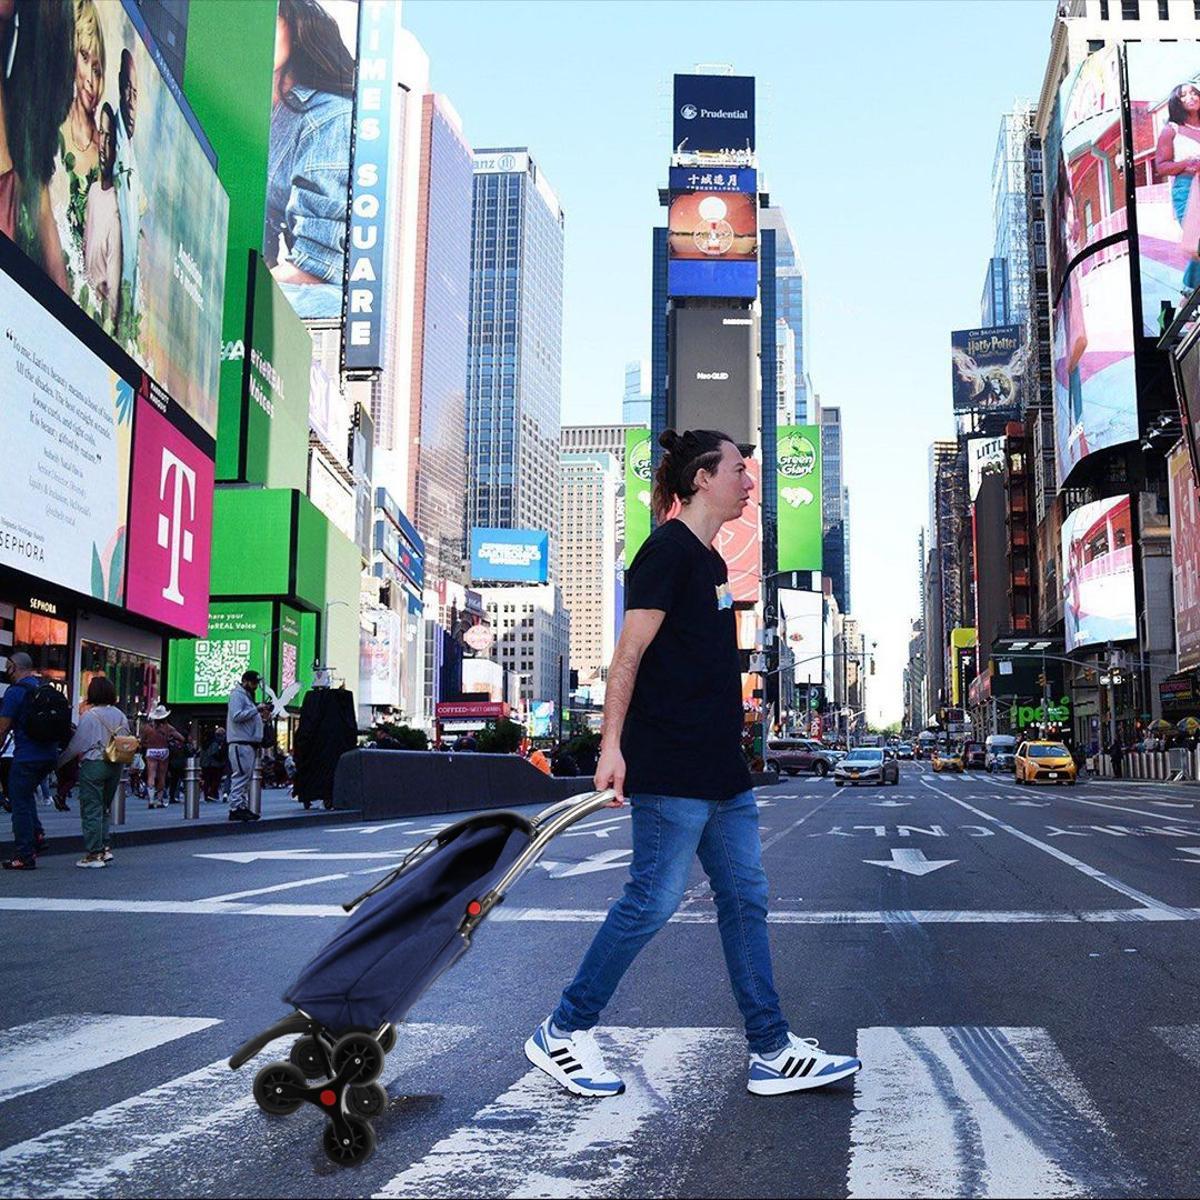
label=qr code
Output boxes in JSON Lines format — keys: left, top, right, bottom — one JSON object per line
{"left": 195, "top": 640, "right": 251, "bottom": 698}
{"left": 281, "top": 641, "right": 297, "bottom": 691}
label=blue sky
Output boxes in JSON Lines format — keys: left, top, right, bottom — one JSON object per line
{"left": 404, "top": 0, "right": 1055, "bottom": 724}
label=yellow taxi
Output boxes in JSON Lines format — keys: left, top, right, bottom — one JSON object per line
{"left": 931, "top": 746, "right": 964, "bottom": 773}
{"left": 1015, "top": 740, "right": 1077, "bottom": 785}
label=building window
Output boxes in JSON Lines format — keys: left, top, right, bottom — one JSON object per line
{"left": 1158, "top": 0, "right": 1169, "bottom": 15}
{"left": 1099, "top": 0, "right": 1109, "bottom": 17}
{"left": 1088, "top": 37, "right": 1106, "bottom": 50}
{"left": 1120, "top": 0, "right": 1138, "bottom": 15}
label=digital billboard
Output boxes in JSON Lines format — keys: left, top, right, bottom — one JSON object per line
{"left": 1046, "top": 44, "right": 1125, "bottom": 299}
{"left": 166, "top": 600, "right": 274, "bottom": 705}
{"left": 4, "top": 0, "right": 228, "bottom": 437}
{"left": 667, "top": 189, "right": 757, "bottom": 299}
{"left": 1175, "top": 321, "right": 1200, "bottom": 480}
{"left": 1169, "top": 445, "right": 1200, "bottom": 672}
{"left": 669, "top": 308, "right": 755, "bottom": 443}
{"left": 668, "top": 166, "right": 756, "bottom": 194}
{"left": 470, "top": 528, "right": 549, "bottom": 584}
{"left": 967, "top": 435, "right": 1006, "bottom": 503}
{"left": 263, "top": 0, "right": 357, "bottom": 322}
{"left": 776, "top": 425, "right": 822, "bottom": 572}
{"left": 780, "top": 589, "right": 823, "bottom": 684}
{"left": 1053, "top": 243, "right": 1138, "bottom": 486}
{"left": 1062, "top": 494, "right": 1137, "bottom": 651}
{"left": 714, "top": 456, "right": 760, "bottom": 605}
{"left": 950, "top": 327, "right": 1024, "bottom": 414}
{"left": 624, "top": 428, "right": 652, "bottom": 566}
{"left": 673, "top": 74, "right": 755, "bottom": 154}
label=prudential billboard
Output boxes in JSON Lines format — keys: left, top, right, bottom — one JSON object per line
{"left": 470, "top": 528, "right": 549, "bottom": 584}
{"left": 673, "top": 75, "right": 755, "bottom": 154}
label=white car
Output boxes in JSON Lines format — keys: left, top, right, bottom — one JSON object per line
{"left": 834, "top": 748, "right": 900, "bottom": 787}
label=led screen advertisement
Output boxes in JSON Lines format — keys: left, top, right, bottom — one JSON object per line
{"left": 1062, "top": 494, "right": 1137, "bottom": 652}
{"left": 1126, "top": 42, "right": 1200, "bottom": 337}
{"left": 667, "top": 188, "right": 757, "bottom": 299}
{"left": 1046, "top": 44, "right": 1125, "bottom": 299}
{"left": 624, "top": 427, "right": 652, "bottom": 565}
{"left": 950, "top": 327, "right": 1024, "bottom": 414}
{"left": 166, "top": 600, "right": 273, "bottom": 706}
{"left": 1053, "top": 243, "right": 1138, "bottom": 486}
{"left": 669, "top": 308, "right": 755, "bottom": 443}
{"left": 1175, "top": 322, "right": 1200, "bottom": 479}
{"left": 673, "top": 74, "right": 755, "bottom": 154}
{"left": 470, "top": 528, "right": 549, "bottom": 584}
{"left": 4, "top": 0, "right": 228, "bottom": 438}
{"left": 714, "top": 457, "right": 760, "bottom": 605}
{"left": 1169, "top": 446, "right": 1200, "bottom": 672}
{"left": 776, "top": 425, "right": 823, "bottom": 572}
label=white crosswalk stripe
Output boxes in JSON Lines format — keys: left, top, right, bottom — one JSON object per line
{"left": 1152, "top": 1024, "right": 1200, "bottom": 1067}
{"left": 0, "top": 1014, "right": 220, "bottom": 1105}
{"left": 372, "top": 1027, "right": 744, "bottom": 1199}
{"left": 847, "top": 1026, "right": 1140, "bottom": 1198}
{"left": 0, "top": 1022, "right": 474, "bottom": 1199}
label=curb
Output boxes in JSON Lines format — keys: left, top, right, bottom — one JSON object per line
{"left": 34, "top": 807, "right": 365, "bottom": 856}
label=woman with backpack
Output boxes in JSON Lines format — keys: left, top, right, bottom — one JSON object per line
{"left": 56, "top": 676, "right": 134, "bottom": 868}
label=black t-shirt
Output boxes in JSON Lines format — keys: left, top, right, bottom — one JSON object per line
{"left": 620, "top": 519, "right": 752, "bottom": 802}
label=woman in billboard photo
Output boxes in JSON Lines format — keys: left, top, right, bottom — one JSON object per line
{"left": 265, "top": 0, "right": 354, "bottom": 320}
{"left": 1154, "top": 79, "right": 1200, "bottom": 295}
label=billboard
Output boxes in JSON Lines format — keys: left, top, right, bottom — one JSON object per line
{"left": 344, "top": 0, "right": 399, "bottom": 373}
{"left": 1062, "top": 494, "right": 1137, "bottom": 651}
{"left": 669, "top": 308, "right": 756, "bottom": 442}
{"left": 780, "top": 589, "right": 823, "bottom": 684}
{"left": 166, "top": 600, "right": 273, "bottom": 705}
{"left": 5, "top": 0, "right": 228, "bottom": 437}
{"left": 1053, "top": 243, "right": 1138, "bottom": 486}
{"left": 776, "top": 425, "right": 823, "bottom": 572}
{"left": 470, "top": 528, "right": 549, "bottom": 584}
{"left": 1169, "top": 445, "right": 1200, "bottom": 671}
{"left": 263, "top": 0, "right": 357, "bottom": 322}
{"left": 967, "top": 435, "right": 1006, "bottom": 503}
{"left": 1126, "top": 43, "right": 1200, "bottom": 335}
{"left": 1046, "top": 44, "right": 1125, "bottom": 299}
{"left": 1175, "top": 323, "right": 1200, "bottom": 481}
{"left": 667, "top": 189, "right": 757, "bottom": 299}
{"left": 713, "top": 456, "right": 760, "bottom": 605}
{"left": 950, "top": 327, "right": 1024, "bottom": 414}
{"left": 669, "top": 166, "right": 756, "bottom": 194}
{"left": 673, "top": 74, "right": 755, "bottom": 154}
{"left": 624, "top": 428, "right": 652, "bottom": 566}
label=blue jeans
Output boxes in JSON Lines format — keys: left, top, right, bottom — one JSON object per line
{"left": 8, "top": 760, "right": 51, "bottom": 860}
{"left": 552, "top": 790, "right": 789, "bottom": 1055}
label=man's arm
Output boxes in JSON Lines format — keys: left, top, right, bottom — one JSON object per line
{"left": 229, "top": 691, "right": 257, "bottom": 726}
{"left": 594, "top": 608, "right": 665, "bottom": 801}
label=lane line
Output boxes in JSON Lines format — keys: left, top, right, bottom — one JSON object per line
{"left": 372, "top": 1027, "right": 742, "bottom": 1199}
{"left": 974, "top": 772, "right": 1200, "bottom": 825}
{"left": 848, "top": 1026, "right": 1138, "bottom": 1198}
{"left": 920, "top": 778, "right": 1188, "bottom": 918}
{"left": 1152, "top": 1025, "right": 1200, "bottom": 1068}
{"left": 197, "top": 873, "right": 350, "bottom": 903}
{"left": 0, "top": 1015, "right": 220, "bottom": 1105}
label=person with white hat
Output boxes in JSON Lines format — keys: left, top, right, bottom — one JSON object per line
{"left": 140, "top": 704, "right": 183, "bottom": 809}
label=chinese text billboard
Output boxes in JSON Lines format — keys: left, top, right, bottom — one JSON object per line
{"left": 624, "top": 428, "right": 652, "bottom": 565}
{"left": 776, "top": 425, "right": 823, "bottom": 572}
{"left": 470, "top": 528, "right": 549, "bottom": 584}
{"left": 1062, "top": 494, "right": 1137, "bottom": 651}
{"left": 951, "top": 327, "right": 1023, "bottom": 414}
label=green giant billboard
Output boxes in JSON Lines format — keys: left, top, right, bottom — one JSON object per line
{"left": 776, "top": 425, "right": 823, "bottom": 572}
{"left": 624, "top": 428, "right": 653, "bottom": 564}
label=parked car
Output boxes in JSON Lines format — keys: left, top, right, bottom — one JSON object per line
{"left": 1015, "top": 740, "right": 1077, "bottom": 785}
{"left": 834, "top": 747, "right": 900, "bottom": 787}
{"left": 931, "top": 746, "right": 964, "bottom": 773}
{"left": 962, "top": 740, "right": 987, "bottom": 769}
{"left": 985, "top": 734, "right": 1017, "bottom": 773}
{"left": 766, "top": 738, "right": 840, "bottom": 778}
{"left": 896, "top": 742, "right": 914, "bottom": 760}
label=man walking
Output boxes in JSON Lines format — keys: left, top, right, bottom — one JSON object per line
{"left": 227, "top": 671, "right": 267, "bottom": 822}
{"left": 524, "top": 429, "right": 861, "bottom": 1098}
{"left": 0, "top": 653, "right": 70, "bottom": 870}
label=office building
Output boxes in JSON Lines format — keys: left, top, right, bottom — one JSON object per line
{"left": 760, "top": 206, "right": 809, "bottom": 422}
{"left": 623, "top": 360, "right": 651, "bottom": 426}
{"left": 818, "top": 402, "right": 850, "bottom": 613}
{"left": 474, "top": 584, "right": 570, "bottom": 716}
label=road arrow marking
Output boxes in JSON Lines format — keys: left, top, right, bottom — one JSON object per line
{"left": 1174, "top": 847, "right": 1200, "bottom": 864}
{"left": 193, "top": 848, "right": 417, "bottom": 864}
{"left": 863, "top": 848, "right": 957, "bottom": 877}
{"left": 536, "top": 848, "right": 633, "bottom": 878}
{"left": 872, "top": 800, "right": 910, "bottom": 808}
{"left": 1151, "top": 801, "right": 1195, "bottom": 809}
{"left": 563, "top": 815, "right": 631, "bottom": 839}
{"left": 1012, "top": 800, "right": 1050, "bottom": 807}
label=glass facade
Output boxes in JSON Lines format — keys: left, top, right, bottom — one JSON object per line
{"left": 762, "top": 207, "right": 808, "bottom": 422}
{"left": 623, "top": 360, "right": 651, "bottom": 426}
{"left": 821, "top": 405, "right": 849, "bottom": 613}
{"left": 989, "top": 104, "right": 1034, "bottom": 329}
{"left": 467, "top": 150, "right": 565, "bottom": 578}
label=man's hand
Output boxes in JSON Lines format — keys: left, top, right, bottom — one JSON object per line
{"left": 594, "top": 742, "right": 627, "bottom": 804}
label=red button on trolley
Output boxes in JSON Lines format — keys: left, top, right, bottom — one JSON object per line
{"left": 319, "top": 1089, "right": 337, "bottom": 1107}
{"left": 466, "top": 900, "right": 482, "bottom": 917}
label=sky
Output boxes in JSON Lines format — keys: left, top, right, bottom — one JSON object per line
{"left": 404, "top": 0, "right": 1056, "bottom": 726}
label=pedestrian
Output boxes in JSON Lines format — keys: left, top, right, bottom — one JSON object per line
{"left": 528, "top": 746, "right": 551, "bottom": 775}
{"left": 53, "top": 755, "right": 78, "bottom": 812}
{"left": 226, "top": 671, "right": 268, "bottom": 822}
{"left": 56, "top": 675, "right": 132, "bottom": 868}
{"left": 0, "top": 730, "right": 11, "bottom": 813}
{"left": 200, "top": 728, "right": 228, "bottom": 802}
{"left": 524, "top": 429, "right": 861, "bottom": 1098}
{"left": 140, "top": 705, "right": 182, "bottom": 808}
{"left": 0, "top": 652, "right": 73, "bottom": 870}
{"left": 165, "top": 734, "right": 192, "bottom": 804}
{"left": 1109, "top": 737, "right": 1124, "bottom": 779}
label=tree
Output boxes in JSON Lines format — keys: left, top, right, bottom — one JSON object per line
{"left": 476, "top": 717, "right": 524, "bottom": 754}
{"left": 372, "top": 722, "right": 428, "bottom": 750}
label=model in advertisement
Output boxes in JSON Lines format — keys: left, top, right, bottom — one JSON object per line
{"left": 264, "top": 0, "right": 354, "bottom": 319}
{"left": 82, "top": 99, "right": 119, "bottom": 332}
{"left": 1154, "top": 79, "right": 1200, "bottom": 296}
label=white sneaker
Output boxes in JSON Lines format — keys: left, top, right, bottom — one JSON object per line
{"left": 75, "top": 853, "right": 107, "bottom": 869}
{"left": 524, "top": 1018, "right": 625, "bottom": 1097}
{"left": 747, "top": 1032, "right": 861, "bottom": 1095}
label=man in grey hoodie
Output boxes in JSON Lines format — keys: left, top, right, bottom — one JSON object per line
{"left": 227, "top": 671, "right": 268, "bottom": 822}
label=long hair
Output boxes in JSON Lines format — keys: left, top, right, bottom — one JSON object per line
{"left": 1167, "top": 80, "right": 1200, "bottom": 126}
{"left": 277, "top": 0, "right": 355, "bottom": 109}
{"left": 651, "top": 428, "right": 736, "bottom": 520}
{"left": 5, "top": 0, "right": 75, "bottom": 185}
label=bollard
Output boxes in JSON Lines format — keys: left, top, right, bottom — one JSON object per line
{"left": 248, "top": 754, "right": 263, "bottom": 816}
{"left": 113, "top": 765, "right": 127, "bottom": 826}
{"left": 183, "top": 753, "right": 201, "bottom": 820}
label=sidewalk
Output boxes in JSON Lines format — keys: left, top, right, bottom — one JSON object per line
{"left": 9, "top": 787, "right": 360, "bottom": 856}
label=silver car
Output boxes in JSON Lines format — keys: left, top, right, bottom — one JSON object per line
{"left": 834, "top": 748, "right": 900, "bottom": 787}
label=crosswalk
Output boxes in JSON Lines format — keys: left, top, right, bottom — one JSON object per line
{"left": 0, "top": 1013, "right": 1191, "bottom": 1197}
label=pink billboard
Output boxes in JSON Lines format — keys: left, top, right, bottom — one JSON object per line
{"left": 714, "top": 457, "right": 761, "bottom": 604}
{"left": 1170, "top": 446, "right": 1200, "bottom": 672}
{"left": 125, "top": 395, "right": 214, "bottom": 636}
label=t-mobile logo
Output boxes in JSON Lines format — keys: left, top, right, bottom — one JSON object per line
{"left": 156, "top": 449, "right": 196, "bottom": 606}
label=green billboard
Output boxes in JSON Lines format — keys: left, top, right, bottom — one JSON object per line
{"left": 776, "top": 424, "right": 823, "bottom": 572}
{"left": 624, "top": 428, "right": 653, "bottom": 564}
{"left": 167, "top": 600, "right": 274, "bottom": 705}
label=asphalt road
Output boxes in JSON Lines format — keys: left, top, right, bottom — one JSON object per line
{"left": 1, "top": 763, "right": 1198, "bottom": 1198}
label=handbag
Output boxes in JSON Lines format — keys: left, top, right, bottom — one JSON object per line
{"left": 98, "top": 712, "right": 138, "bottom": 765}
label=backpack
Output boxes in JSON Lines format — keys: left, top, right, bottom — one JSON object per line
{"left": 21, "top": 681, "right": 73, "bottom": 746}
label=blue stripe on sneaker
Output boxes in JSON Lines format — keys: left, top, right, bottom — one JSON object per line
{"left": 817, "top": 1057, "right": 860, "bottom": 1076}
{"left": 534, "top": 1025, "right": 549, "bottom": 1054}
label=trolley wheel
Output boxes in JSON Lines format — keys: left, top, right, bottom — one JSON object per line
{"left": 347, "top": 1082, "right": 388, "bottom": 1118}
{"left": 290, "top": 1036, "right": 326, "bottom": 1079}
{"left": 379, "top": 1025, "right": 397, "bottom": 1054}
{"left": 253, "top": 1062, "right": 306, "bottom": 1116}
{"left": 323, "top": 1115, "right": 376, "bottom": 1166}
{"left": 331, "top": 1033, "right": 385, "bottom": 1084}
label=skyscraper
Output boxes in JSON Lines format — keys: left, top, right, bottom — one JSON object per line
{"left": 760, "top": 206, "right": 808, "bottom": 422}
{"left": 818, "top": 402, "right": 849, "bottom": 613}
{"left": 466, "top": 148, "right": 565, "bottom": 578}
{"left": 987, "top": 102, "right": 1035, "bottom": 329}
{"left": 623, "top": 361, "right": 651, "bottom": 426}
